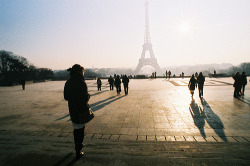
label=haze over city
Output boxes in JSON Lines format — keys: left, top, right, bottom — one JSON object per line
{"left": 1, "top": 0, "right": 250, "bottom": 70}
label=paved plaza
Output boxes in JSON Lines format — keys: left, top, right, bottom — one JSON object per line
{"left": 0, "top": 77, "right": 249, "bottom": 165}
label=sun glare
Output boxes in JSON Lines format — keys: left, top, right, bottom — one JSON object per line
{"left": 180, "top": 24, "right": 189, "bottom": 33}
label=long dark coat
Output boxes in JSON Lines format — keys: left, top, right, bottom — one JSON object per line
{"left": 189, "top": 77, "right": 197, "bottom": 90}
{"left": 64, "top": 75, "right": 90, "bottom": 124}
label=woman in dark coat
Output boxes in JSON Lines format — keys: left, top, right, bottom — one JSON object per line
{"left": 197, "top": 72, "right": 205, "bottom": 98}
{"left": 64, "top": 64, "right": 90, "bottom": 159}
{"left": 188, "top": 74, "right": 197, "bottom": 99}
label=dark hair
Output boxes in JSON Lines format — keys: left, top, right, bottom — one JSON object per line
{"left": 67, "top": 64, "right": 84, "bottom": 77}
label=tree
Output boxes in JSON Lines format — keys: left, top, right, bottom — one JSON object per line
{"left": 0, "top": 50, "right": 54, "bottom": 86}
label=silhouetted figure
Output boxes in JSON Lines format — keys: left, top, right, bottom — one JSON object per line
{"left": 152, "top": 72, "right": 154, "bottom": 78}
{"left": 241, "top": 72, "right": 247, "bottom": 95}
{"left": 182, "top": 72, "right": 184, "bottom": 79}
{"left": 195, "top": 72, "right": 198, "bottom": 78}
{"left": 114, "top": 75, "right": 121, "bottom": 94}
{"left": 173, "top": 74, "right": 175, "bottom": 78}
{"left": 188, "top": 74, "right": 197, "bottom": 99}
{"left": 214, "top": 70, "right": 216, "bottom": 77}
{"left": 20, "top": 79, "right": 25, "bottom": 90}
{"left": 233, "top": 72, "right": 242, "bottom": 97}
{"left": 168, "top": 71, "right": 171, "bottom": 79}
{"left": 155, "top": 72, "right": 156, "bottom": 79}
{"left": 64, "top": 64, "right": 90, "bottom": 159}
{"left": 122, "top": 75, "right": 129, "bottom": 95}
{"left": 197, "top": 72, "right": 205, "bottom": 98}
{"left": 166, "top": 70, "right": 168, "bottom": 78}
{"left": 97, "top": 78, "right": 102, "bottom": 91}
{"left": 108, "top": 76, "right": 114, "bottom": 90}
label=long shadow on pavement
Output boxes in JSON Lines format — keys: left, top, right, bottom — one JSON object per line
{"left": 55, "top": 90, "right": 110, "bottom": 121}
{"left": 201, "top": 98, "right": 227, "bottom": 142}
{"left": 91, "top": 95, "right": 125, "bottom": 112}
{"left": 235, "top": 96, "right": 250, "bottom": 106}
{"left": 53, "top": 153, "right": 73, "bottom": 166}
{"left": 189, "top": 100, "right": 206, "bottom": 138}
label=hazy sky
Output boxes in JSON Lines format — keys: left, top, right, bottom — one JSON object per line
{"left": 1, "top": 0, "right": 250, "bottom": 70}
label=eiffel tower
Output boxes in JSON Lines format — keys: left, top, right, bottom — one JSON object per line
{"left": 135, "top": 0, "right": 162, "bottom": 74}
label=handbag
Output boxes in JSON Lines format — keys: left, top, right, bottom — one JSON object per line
{"left": 78, "top": 103, "right": 94, "bottom": 124}
{"left": 71, "top": 95, "right": 95, "bottom": 124}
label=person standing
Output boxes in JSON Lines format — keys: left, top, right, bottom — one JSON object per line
{"left": 168, "top": 71, "right": 171, "bottom": 79}
{"left": 108, "top": 76, "right": 114, "bottom": 90}
{"left": 20, "top": 79, "right": 25, "bottom": 90}
{"left": 241, "top": 72, "right": 247, "bottom": 95}
{"left": 166, "top": 70, "right": 168, "bottom": 79}
{"left": 97, "top": 78, "right": 102, "bottom": 91}
{"left": 114, "top": 75, "right": 121, "bottom": 94}
{"left": 64, "top": 64, "right": 90, "bottom": 159}
{"left": 233, "top": 72, "right": 241, "bottom": 97}
{"left": 122, "top": 75, "right": 129, "bottom": 95}
{"left": 197, "top": 72, "right": 205, "bottom": 98}
{"left": 155, "top": 72, "right": 157, "bottom": 79}
{"left": 188, "top": 74, "right": 197, "bottom": 99}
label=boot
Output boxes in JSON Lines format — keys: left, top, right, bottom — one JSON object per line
{"left": 76, "top": 150, "right": 84, "bottom": 159}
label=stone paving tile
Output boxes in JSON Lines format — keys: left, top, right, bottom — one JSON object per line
{"left": 137, "top": 135, "right": 146, "bottom": 141}
{"left": 92, "top": 134, "right": 103, "bottom": 139}
{"left": 110, "top": 134, "right": 120, "bottom": 140}
{"left": 119, "top": 135, "right": 137, "bottom": 141}
{"left": 225, "top": 136, "right": 238, "bottom": 142}
{"left": 194, "top": 136, "right": 206, "bottom": 142}
{"left": 175, "top": 136, "right": 186, "bottom": 141}
{"left": 147, "top": 135, "right": 156, "bottom": 141}
{"left": 101, "top": 134, "right": 111, "bottom": 139}
{"left": 57, "top": 132, "right": 70, "bottom": 137}
{"left": 243, "top": 137, "right": 250, "bottom": 142}
{"left": 84, "top": 133, "right": 94, "bottom": 138}
{"left": 156, "top": 135, "right": 166, "bottom": 141}
{"left": 166, "top": 136, "right": 176, "bottom": 141}
{"left": 213, "top": 136, "right": 227, "bottom": 142}
{"left": 205, "top": 136, "right": 217, "bottom": 142}
{"left": 184, "top": 136, "right": 196, "bottom": 142}
{"left": 233, "top": 136, "right": 248, "bottom": 143}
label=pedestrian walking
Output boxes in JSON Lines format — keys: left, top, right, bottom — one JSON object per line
{"left": 97, "top": 78, "right": 102, "bottom": 91}
{"left": 166, "top": 70, "right": 168, "bottom": 79}
{"left": 114, "top": 75, "right": 121, "bottom": 94}
{"left": 197, "top": 72, "right": 205, "bottom": 98}
{"left": 122, "top": 75, "right": 129, "bottom": 95}
{"left": 108, "top": 76, "right": 114, "bottom": 90}
{"left": 241, "top": 72, "right": 247, "bottom": 95}
{"left": 233, "top": 72, "right": 242, "bottom": 97}
{"left": 188, "top": 74, "right": 197, "bottom": 99}
{"left": 168, "top": 71, "right": 171, "bottom": 79}
{"left": 20, "top": 79, "right": 25, "bottom": 90}
{"left": 64, "top": 64, "right": 91, "bottom": 159}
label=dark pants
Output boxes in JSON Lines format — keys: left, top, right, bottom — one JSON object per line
{"left": 116, "top": 85, "right": 121, "bottom": 94}
{"left": 73, "top": 127, "right": 85, "bottom": 151}
{"left": 98, "top": 85, "right": 101, "bottom": 91}
{"left": 234, "top": 86, "right": 241, "bottom": 97}
{"left": 22, "top": 84, "right": 25, "bottom": 90}
{"left": 110, "top": 84, "right": 113, "bottom": 90}
{"left": 242, "top": 85, "right": 245, "bottom": 95}
{"left": 198, "top": 84, "right": 204, "bottom": 97}
{"left": 124, "top": 84, "right": 128, "bottom": 94}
